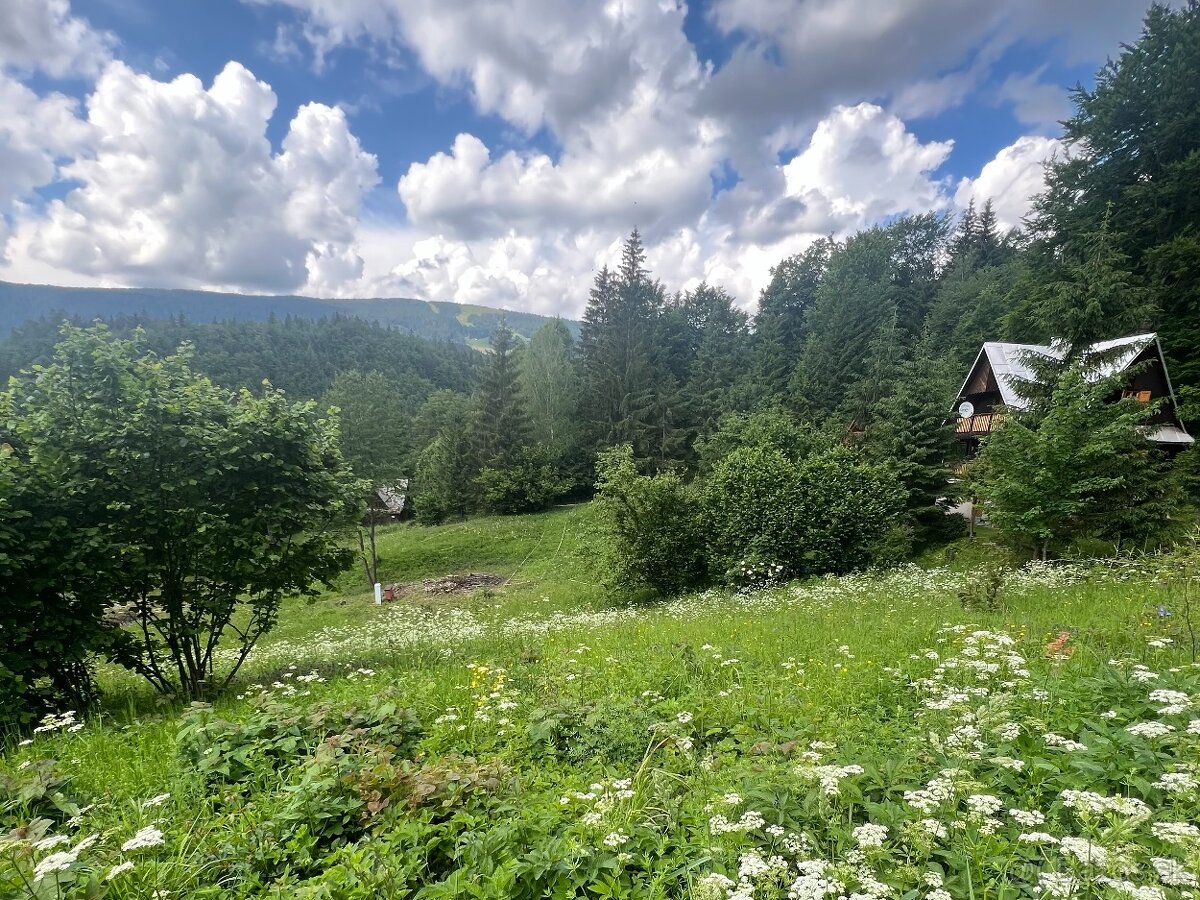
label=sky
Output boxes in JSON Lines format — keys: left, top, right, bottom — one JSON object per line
{"left": 0, "top": 0, "right": 1161, "bottom": 318}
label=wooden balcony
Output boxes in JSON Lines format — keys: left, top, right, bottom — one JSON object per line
{"left": 955, "top": 413, "right": 994, "bottom": 435}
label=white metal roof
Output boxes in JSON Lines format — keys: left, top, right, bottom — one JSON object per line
{"left": 1144, "top": 425, "right": 1195, "bottom": 445}
{"left": 957, "top": 333, "right": 1158, "bottom": 412}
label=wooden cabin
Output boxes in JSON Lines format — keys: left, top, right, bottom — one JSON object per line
{"left": 951, "top": 333, "right": 1193, "bottom": 456}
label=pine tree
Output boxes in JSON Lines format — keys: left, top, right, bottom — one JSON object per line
{"left": 474, "top": 319, "right": 530, "bottom": 471}
{"left": 968, "top": 361, "right": 1180, "bottom": 558}
{"left": 579, "top": 231, "right": 664, "bottom": 460}
{"left": 865, "top": 333, "right": 961, "bottom": 545}
{"left": 753, "top": 240, "right": 832, "bottom": 400}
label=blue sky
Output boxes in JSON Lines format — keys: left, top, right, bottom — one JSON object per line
{"left": 0, "top": 0, "right": 1160, "bottom": 317}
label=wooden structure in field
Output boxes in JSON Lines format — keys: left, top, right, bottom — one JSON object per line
{"left": 951, "top": 333, "right": 1193, "bottom": 455}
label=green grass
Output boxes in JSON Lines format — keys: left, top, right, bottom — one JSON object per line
{"left": 4, "top": 505, "right": 1200, "bottom": 899}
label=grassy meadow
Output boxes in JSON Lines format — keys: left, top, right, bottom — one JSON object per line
{"left": 4, "top": 504, "right": 1200, "bottom": 899}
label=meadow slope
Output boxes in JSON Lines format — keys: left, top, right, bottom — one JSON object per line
{"left": 4, "top": 505, "right": 1200, "bottom": 899}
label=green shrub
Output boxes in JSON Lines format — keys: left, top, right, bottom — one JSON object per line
{"left": 594, "top": 445, "right": 707, "bottom": 597}
{"left": 703, "top": 446, "right": 907, "bottom": 584}
{"left": 477, "top": 444, "right": 571, "bottom": 515}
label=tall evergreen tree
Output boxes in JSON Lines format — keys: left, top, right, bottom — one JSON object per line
{"left": 791, "top": 228, "right": 898, "bottom": 417}
{"left": 579, "top": 231, "right": 664, "bottom": 460}
{"left": 1027, "top": 1, "right": 1200, "bottom": 393}
{"left": 753, "top": 240, "right": 832, "bottom": 400}
{"left": 474, "top": 319, "right": 530, "bottom": 471}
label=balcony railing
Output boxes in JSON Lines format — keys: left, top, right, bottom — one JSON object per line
{"left": 955, "top": 413, "right": 994, "bottom": 435}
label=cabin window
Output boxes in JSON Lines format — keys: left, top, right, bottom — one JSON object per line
{"left": 1121, "top": 390, "right": 1152, "bottom": 403}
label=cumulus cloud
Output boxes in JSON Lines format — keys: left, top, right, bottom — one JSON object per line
{"left": 0, "top": 0, "right": 115, "bottom": 78}
{"left": 0, "top": 76, "right": 92, "bottom": 213}
{"left": 955, "top": 135, "right": 1062, "bottom": 230}
{"left": 782, "top": 103, "right": 954, "bottom": 229}
{"left": 7, "top": 61, "right": 378, "bottom": 293}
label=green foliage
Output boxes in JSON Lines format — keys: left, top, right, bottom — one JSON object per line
{"left": 753, "top": 240, "right": 832, "bottom": 398}
{"left": 477, "top": 444, "right": 571, "bottom": 515}
{"left": 321, "top": 369, "right": 426, "bottom": 485}
{"left": 694, "top": 407, "right": 833, "bottom": 473}
{"left": 703, "top": 446, "right": 908, "bottom": 585}
{"left": 3, "top": 325, "right": 362, "bottom": 702}
{"left": 594, "top": 445, "right": 707, "bottom": 597}
{"left": 0, "top": 435, "right": 108, "bottom": 721}
{"left": 519, "top": 320, "right": 584, "bottom": 476}
{"left": 177, "top": 693, "right": 422, "bottom": 785}
{"left": 863, "top": 334, "right": 964, "bottom": 547}
{"left": 968, "top": 361, "right": 1182, "bottom": 557}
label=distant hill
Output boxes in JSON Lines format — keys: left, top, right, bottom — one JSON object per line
{"left": 0, "top": 281, "right": 572, "bottom": 344}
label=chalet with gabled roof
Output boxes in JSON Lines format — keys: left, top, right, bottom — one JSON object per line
{"left": 951, "top": 333, "right": 1193, "bottom": 454}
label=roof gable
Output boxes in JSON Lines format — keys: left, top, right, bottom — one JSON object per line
{"left": 957, "top": 333, "right": 1159, "bottom": 412}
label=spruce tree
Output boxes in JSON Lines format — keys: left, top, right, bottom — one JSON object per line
{"left": 474, "top": 319, "right": 530, "bottom": 471}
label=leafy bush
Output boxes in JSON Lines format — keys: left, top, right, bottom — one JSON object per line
{"left": 477, "top": 444, "right": 571, "bottom": 515}
{"left": 594, "top": 445, "right": 707, "bottom": 597}
{"left": 694, "top": 407, "right": 833, "bottom": 473}
{"left": 177, "top": 692, "right": 422, "bottom": 785}
{"left": 703, "top": 446, "right": 907, "bottom": 584}
{"left": 2, "top": 325, "right": 363, "bottom": 705}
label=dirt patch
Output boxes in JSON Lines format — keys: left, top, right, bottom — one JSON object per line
{"left": 384, "top": 573, "right": 506, "bottom": 600}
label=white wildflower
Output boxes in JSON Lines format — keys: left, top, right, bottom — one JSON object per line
{"left": 1152, "top": 858, "right": 1197, "bottom": 888}
{"left": 107, "top": 860, "right": 135, "bottom": 880}
{"left": 852, "top": 823, "right": 888, "bottom": 848}
{"left": 121, "top": 826, "right": 165, "bottom": 851}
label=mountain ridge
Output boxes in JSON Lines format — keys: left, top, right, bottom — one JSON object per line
{"left": 0, "top": 280, "right": 573, "bottom": 344}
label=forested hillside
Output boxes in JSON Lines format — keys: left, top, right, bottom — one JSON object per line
{"left": 0, "top": 280, "right": 562, "bottom": 345}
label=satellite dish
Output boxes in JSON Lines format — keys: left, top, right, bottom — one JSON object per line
{"left": 958, "top": 401, "right": 975, "bottom": 419}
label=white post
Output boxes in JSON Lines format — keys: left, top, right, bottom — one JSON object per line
{"left": 374, "top": 582, "right": 382, "bottom": 606}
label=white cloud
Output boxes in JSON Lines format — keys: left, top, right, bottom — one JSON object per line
{"left": 955, "top": 135, "right": 1062, "bottom": 230}
{"left": 703, "top": 0, "right": 1155, "bottom": 130}
{"left": 997, "top": 69, "right": 1073, "bottom": 132}
{"left": 0, "top": 0, "right": 115, "bottom": 78}
{"left": 0, "top": 75, "right": 92, "bottom": 214}
{"left": 6, "top": 61, "right": 378, "bottom": 293}
{"left": 782, "top": 103, "right": 954, "bottom": 228}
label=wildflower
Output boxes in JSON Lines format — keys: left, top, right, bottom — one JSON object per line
{"left": 1095, "top": 878, "right": 1165, "bottom": 900}
{"left": 1152, "top": 822, "right": 1200, "bottom": 845}
{"left": 965, "top": 794, "right": 1003, "bottom": 818}
{"left": 1058, "top": 836, "right": 1109, "bottom": 866}
{"left": 1010, "top": 809, "right": 1046, "bottom": 827}
{"left": 33, "top": 835, "right": 72, "bottom": 851}
{"left": 34, "top": 851, "right": 78, "bottom": 882}
{"left": 1020, "top": 832, "right": 1060, "bottom": 844}
{"left": 993, "top": 756, "right": 1025, "bottom": 771}
{"left": 1151, "top": 858, "right": 1197, "bottom": 888}
{"left": 602, "top": 830, "right": 629, "bottom": 849}
{"left": 1189, "top": 719, "right": 1200, "bottom": 735}
{"left": 107, "top": 861, "right": 135, "bottom": 880}
{"left": 796, "top": 762, "right": 864, "bottom": 797}
{"left": 721, "top": 792, "right": 742, "bottom": 806}
{"left": 676, "top": 711, "right": 693, "bottom": 724}
{"left": 1154, "top": 772, "right": 1198, "bottom": 793}
{"left": 918, "top": 819, "right": 948, "bottom": 839}
{"left": 1126, "top": 722, "right": 1174, "bottom": 739}
{"left": 1037, "top": 872, "right": 1077, "bottom": 898}
{"left": 143, "top": 793, "right": 170, "bottom": 808}
{"left": 853, "top": 823, "right": 888, "bottom": 848}
{"left": 121, "top": 826, "right": 165, "bottom": 851}
{"left": 1043, "top": 733, "right": 1087, "bottom": 751}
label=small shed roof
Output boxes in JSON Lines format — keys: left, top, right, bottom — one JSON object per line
{"left": 376, "top": 480, "right": 410, "bottom": 514}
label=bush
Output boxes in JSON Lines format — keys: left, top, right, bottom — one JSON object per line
{"left": 594, "top": 445, "right": 707, "bottom": 597}
{"left": 477, "top": 444, "right": 571, "bottom": 515}
{"left": 703, "top": 446, "right": 907, "bottom": 585}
